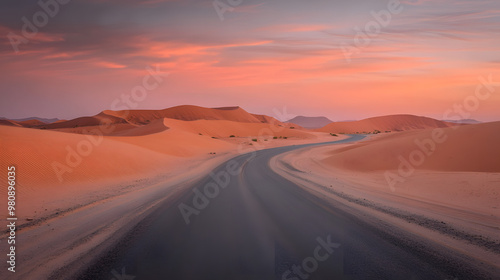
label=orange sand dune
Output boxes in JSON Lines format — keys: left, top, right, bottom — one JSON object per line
{"left": 102, "top": 105, "right": 284, "bottom": 125}
{"left": 1, "top": 116, "right": 263, "bottom": 220}
{"left": 0, "top": 115, "right": 319, "bottom": 218}
{"left": 110, "top": 118, "right": 170, "bottom": 136}
{"left": 0, "top": 115, "right": 313, "bottom": 189}
{"left": 0, "top": 106, "right": 295, "bottom": 136}
{"left": 0, "top": 125, "right": 180, "bottom": 189}
{"left": 52, "top": 123, "right": 139, "bottom": 135}
{"left": 0, "top": 118, "right": 48, "bottom": 128}
{"left": 158, "top": 118, "right": 311, "bottom": 138}
{"left": 0, "top": 118, "right": 249, "bottom": 189}
{"left": 17, "top": 119, "right": 47, "bottom": 127}
{"left": 40, "top": 112, "right": 130, "bottom": 129}
{"left": 1, "top": 114, "right": 311, "bottom": 187}
{"left": 111, "top": 118, "right": 235, "bottom": 156}
{"left": 251, "top": 113, "right": 298, "bottom": 128}
{"left": 0, "top": 119, "right": 20, "bottom": 127}
{"left": 52, "top": 106, "right": 296, "bottom": 136}
{"left": 0, "top": 112, "right": 331, "bottom": 219}
{"left": 316, "top": 114, "right": 456, "bottom": 134}
{"left": 110, "top": 118, "right": 315, "bottom": 156}
{"left": 323, "top": 121, "right": 500, "bottom": 172}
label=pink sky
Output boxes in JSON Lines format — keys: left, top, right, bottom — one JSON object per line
{"left": 0, "top": 0, "right": 499, "bottom": 121}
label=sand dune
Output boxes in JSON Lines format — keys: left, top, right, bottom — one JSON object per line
{"left": 39, "top": 113, "right": 130, "bottom": 130}
{"left": 3, "top": 110, "right": 454, "bottom": 137}
{"left": 316, "top": 114, "right": 456, "bottom": 134}
{"left": 110, "top": 118, "right": 170, "bottom": 136}
{"left": 26, "top": 105, "right": 291, "bottom": 134}
{"left": 0, "top": 115, "right": 318, "bottom": 190}
{"left": 0, "top": 110, "right": 318, "bottom": 187}
{"left": 102, "top": 105, "right": 283, "bottom": 125}
{"left": 0, "top": 119, "right": 20, "bottom": 126}
{"left": 0, "top": 114, "right": 321, "bottom": 219}
{"left": 1, "top": 118, "right": 51, "bottom": 128}
{"left": 322, "top": 121, "right": 500, "bottom": 172}
{"left": 17, "top": 119, "right": 47, "bottom": 127}
{"left": 52, "top": 123, "right": 139, "bottom": 135}
{"left": 110, "top": 118, "right": 235, "bottom": 157}
{"left": 0, "top": 117, "right": 257, "bottom": 188}
{"left": 110, "top": 117, "right": 319, "bottom": 156}
{"left": 13, "top": 117, "right": 60, "bottom": 123}
{"left": 251, "top": 113, "right": 297, "bottom": 128}
{"left": 0, "top": 125, "right": 177, "bottom": 188}
{"left": 158, "top": 118, "right": 311, "bottom": 138}
{"left": 0, "top": 122, "right": 234, "bottom": 218}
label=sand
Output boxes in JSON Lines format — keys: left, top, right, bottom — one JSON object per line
{"left": 0, "top": 119, "right": 20, "bottom": 127}
{"left": 322, "top": 121, "right": 500, "bottom": 172}
{"left": 102, "top": 105, "right": 290, "bottom": 125}
{"left": 315, "top": 114, "right": 457, "bottom": 134}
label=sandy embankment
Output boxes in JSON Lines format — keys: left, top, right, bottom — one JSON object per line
{"left": 273, "top": 122, "right": 500, "bottom": 269}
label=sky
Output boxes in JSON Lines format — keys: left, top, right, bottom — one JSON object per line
{"left": 0, "top": 0, "right": 499, "bottom": 122}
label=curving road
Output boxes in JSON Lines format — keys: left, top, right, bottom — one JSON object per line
{"left": 79, "top": 135, "right": 488, "bottom": 280}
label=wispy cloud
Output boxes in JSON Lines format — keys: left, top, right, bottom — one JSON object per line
{"left": 0, "top": 0, "right": 499, "bottom": 121}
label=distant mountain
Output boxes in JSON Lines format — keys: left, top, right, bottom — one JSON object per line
{"left": 441, "top": 119, "right": 481, "bottom": 124}
{"left": 285, "top": 116, "right": 333, "bottom": 129}
{"left": 316, "top": 114, "right": 458, "bottom": 134}
{"left": 0, "top": 117, "right": 60, "bottom": 128}
{"left": 0, "top": 117, "right": 60, "bottom": 124}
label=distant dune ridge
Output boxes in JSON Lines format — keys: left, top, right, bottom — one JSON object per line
{"left": 0, "top": 105, "right": 310, "bottom": 189}
{"left": 0, "top": 106, "right": 462, "bottom": 135}
{"left": 0, "top": 118, "right": 52, "bottom": 127}
{"left": 316, "top": 114, "right": 457, "bottom": 134}
{"left": 7, "top": 105, "right": 294, "bottom": 133}
{"left": 0, "top": 119, "right": 21, "bottom": 127}
{"left": 286, "top": 116, "right": 333, "bottom": 129}
{"left": 0, "top": 116, "right": 60, "bottom": 123}
{"left": 102, "top": 105, "right": 283, "bottom": 125}
{"left": 442, "top": 119, "right": 481, "bottom": 124}
{"left": 16, "top": 119, "right": 47, "bottom": 127}
{"left": 39, "top": 113, "right": 131, "bottom": 130}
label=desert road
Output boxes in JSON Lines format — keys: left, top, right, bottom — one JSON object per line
{"left": 79, "top": 135, "right": 493, "bottom": 280}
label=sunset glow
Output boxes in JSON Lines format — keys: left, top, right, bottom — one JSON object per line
{"left": 1, "top": 0, "right": 499, "bottom": 121}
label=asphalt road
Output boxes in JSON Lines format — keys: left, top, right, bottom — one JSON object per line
{"left": 80, "top": 135, "right": 486, "bottom": 280}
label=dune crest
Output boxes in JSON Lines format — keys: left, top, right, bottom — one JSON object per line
{"left": 38, "top": 113, "right": 131, "bottom": 130}
{"left": 316, "top": 114, "right": 457, "bottom": 134}
{"left": 111, "top": 118, "right": 170, "bottom": 136}
{"left": 0, "top": 119, "right": 21, "bottom": 127}
{"left": 101, "top": 105, "right": 277, "bottom": 125}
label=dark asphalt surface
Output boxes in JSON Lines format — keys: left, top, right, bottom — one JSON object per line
{"left": 79, "top": 135, "right": 486, "bottom": 280}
